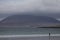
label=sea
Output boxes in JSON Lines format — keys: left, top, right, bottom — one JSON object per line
{"left": 0, "top": 27, "right": 60, "bottom": 35}
{"left": 0, "top": 27, "right": 60, "bottom": 40}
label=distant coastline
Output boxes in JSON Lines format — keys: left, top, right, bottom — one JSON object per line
{"left": 37, "top": 27, "right": 60, "bottom": 28}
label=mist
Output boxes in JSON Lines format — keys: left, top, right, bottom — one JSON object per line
{"left": 0, "top": 0, "right": 60, "bottom": 20}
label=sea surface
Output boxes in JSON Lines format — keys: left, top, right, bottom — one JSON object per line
{"left": 0, "top": 27, "right": 60, "bottom": 35}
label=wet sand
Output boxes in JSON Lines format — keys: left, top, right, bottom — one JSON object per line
{"left": 0, "top": 34, "right": 60, "bottom": 40}
{"left": 0, "top": 36, "right": 60, "bottom": 40}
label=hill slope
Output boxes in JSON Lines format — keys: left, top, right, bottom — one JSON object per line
{"left": 0, "top": 15, "right": 60, "bottom": 28}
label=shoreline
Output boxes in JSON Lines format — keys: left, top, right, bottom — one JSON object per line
{"left": 0, "top": 34, "right": 60, "bottom": 40}
{"left": 0, "top": 34, "right": 60, "bottom": 38}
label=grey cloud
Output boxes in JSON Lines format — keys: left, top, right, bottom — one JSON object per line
{"left": 0, "top": 0, "right": 60, "bottom": 14}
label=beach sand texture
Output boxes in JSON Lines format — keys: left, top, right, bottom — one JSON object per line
{"left": 0, "top": 36, "right": 60, "bottom": 40}
{"left": 0, "top": 34, "right": 60, "bottom": 40}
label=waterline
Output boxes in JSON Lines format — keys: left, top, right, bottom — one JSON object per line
{"left": 0, "top": 34, "right": 60, "bottom": 38}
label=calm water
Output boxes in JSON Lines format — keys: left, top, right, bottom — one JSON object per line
{"left": 0, "top": 27, "right": 60, "bottom": 35}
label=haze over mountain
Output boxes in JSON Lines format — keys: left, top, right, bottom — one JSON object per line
{"left": 0, "top": 0, "right": 60, "bottom": 21}
{"left": 0, "top": 11, "right": 60, "bottom": 21}
{"left": 0, "top": 0, "right": 60, "bottom": 28}
{"left": 0, "top": 0, "right": 60, "bottom": 19}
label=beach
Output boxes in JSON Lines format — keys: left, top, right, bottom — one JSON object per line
{"left": 0, "top": 34, "right": 60, "bottom": 40}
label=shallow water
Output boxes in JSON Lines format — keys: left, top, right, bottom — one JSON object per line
{"left": 0, "top": 28, "right": 60, "bottom": 35}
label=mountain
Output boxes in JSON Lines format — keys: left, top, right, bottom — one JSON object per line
{"left": 0, "top": 15, "right": 60, "bottom": 28}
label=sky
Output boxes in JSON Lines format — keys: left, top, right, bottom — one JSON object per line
{"left": 0, "top": 0, "right": 60, "bottom": 13}
{"left": 0, "top": 0, "right": 60, "bottom": 20}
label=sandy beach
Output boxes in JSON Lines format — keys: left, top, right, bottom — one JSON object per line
{"left": 0, "top": 36, "right": 60, "bottom": 40}
{"left": 0, "top": 34, "right": 60, "bottom": 40}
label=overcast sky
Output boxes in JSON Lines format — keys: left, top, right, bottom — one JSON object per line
{"left": 0, "top": 0, "right": 60, "bottom": 13}
{"left": 0, "top": 0, "right": 60, "bottom": 20}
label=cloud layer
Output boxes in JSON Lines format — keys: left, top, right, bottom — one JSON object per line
{"left": 0, "top": 0, "right": 60, "bottom": 13}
